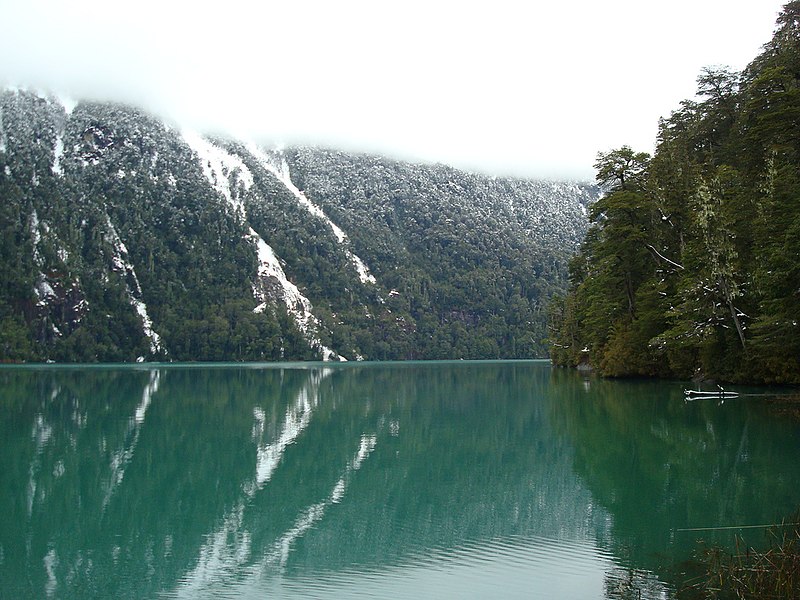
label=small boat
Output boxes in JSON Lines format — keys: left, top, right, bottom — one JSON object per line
{"left": 684, "top": 388, "right": 739, "bottom": 399}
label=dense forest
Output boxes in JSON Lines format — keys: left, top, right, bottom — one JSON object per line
{"left": 282, "top": 148, "right": 595, "bottom": 360}
{"left": 0, "top": 91, "right": 595, "bottom": 362}
{"left": 549, "top": 2, "right": 800, "bottom": 384}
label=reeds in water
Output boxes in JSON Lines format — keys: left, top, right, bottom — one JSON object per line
{"left": 691, "top": 517, "right": 800, "bottom": 599}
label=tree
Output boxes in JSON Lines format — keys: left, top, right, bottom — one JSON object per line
{"left": 550, "top": 2, "right": 800, "bottom": 383}
{"left": 594, "top": 146, "right": 650, "bottom": 192}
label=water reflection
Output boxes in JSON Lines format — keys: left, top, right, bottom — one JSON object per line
{"left": 0, "top": 363, "right": 798, "bottom": 599}
{"left": 177, "top": 369, "right": 325, "bottom": 595}
{"left": 175, "top": 368, "right": 380, "bottom": 598}
{"left": 103, "top": 370, "right": 160, "bottom": 509}
{"left": 548, "top": 369, "right": 800, "bottom": 591}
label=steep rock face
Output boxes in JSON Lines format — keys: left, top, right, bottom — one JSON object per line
{"left": 0, "top": 89, "right": 597, "bottom": 362}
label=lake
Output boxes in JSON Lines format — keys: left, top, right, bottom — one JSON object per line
{"left": 2, "top": 360, "right": 799, "bottom": 599}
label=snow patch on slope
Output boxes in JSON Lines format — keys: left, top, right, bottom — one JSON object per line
{"left": 0, "top": 103, "right": 6, "bottom": 154}
{"left": 247, "top": 228, "right": 343, "bottom": 361}
{"left": 104, "top": 216, "right": 165, "bottom": 357}
{"left": 33, "top": 277, "right": 57, "bottom": 306}
{"left": 182, "top": 130, "right": 252, "bottom": 220}
{"left": 29, "top": 210, "right": 87, "bottom": 332}
{"left": 245, "top": 143, "right": 376, "bottom": 285}
{"left": 180, "top": 132, "right": 344, "bottom": 360}
{"left": 58, "top": 95, "right": 78, "bottom": 115}
{"left": 51, "top": 134, "right": 64, "bottom": 176}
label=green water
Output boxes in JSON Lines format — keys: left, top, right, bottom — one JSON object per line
{"left": 1, "top": 361, "right": 799, "bottom": 599}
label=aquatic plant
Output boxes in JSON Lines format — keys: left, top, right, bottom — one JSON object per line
{"left": 691, "top": 517, "right": 800, "bottom": 599}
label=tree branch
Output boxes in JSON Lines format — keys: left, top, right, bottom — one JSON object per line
{"left": 645, "top": 244, "right": 685, "bottom": 270}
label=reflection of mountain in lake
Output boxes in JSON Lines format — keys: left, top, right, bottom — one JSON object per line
{"left": 4, "top": 363, "right": 797, "bottom": 599}
{"left": 0, "top": 367, "right": 313, "bottom": 598}
{"left": 266, "top": 364, "right": 602, "bottom": 567}
{"left": 0, "top": 364, "right": 611, "bottom": 598}
{"left": 168, "top": 363, "right": 625, "bottom": 597}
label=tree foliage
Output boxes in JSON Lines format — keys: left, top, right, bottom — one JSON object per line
{"left": 549, "top": 2, "right": 800, "bottom": 383}
{"left": 0, "top": 95, "right": 308, "bottom": 362}
{"left": 0, "top": 90, "right": 597, "bottom": 362}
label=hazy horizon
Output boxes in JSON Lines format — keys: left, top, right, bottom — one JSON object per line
{"left": 0, "top": 0, "right": 787, "bottom": 180}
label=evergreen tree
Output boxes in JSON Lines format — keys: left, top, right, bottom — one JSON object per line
{"left": 550, "top": 2, "right": 800, "bottom": 383}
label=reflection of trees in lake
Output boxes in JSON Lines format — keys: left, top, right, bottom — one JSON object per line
{"left": 9, "top": 364, "right": 790, "bottom": 598}
{"left": 1, "top": 363, "right": 614, "bottom": 598}
{"left": 181, "top": 362, "right": 609, "bottom": 584}
{"left": 0, "top": 367, "right": 313, "bottom": 598}
{"left": 548, "top": 368, "right": 800, "bottom": 591}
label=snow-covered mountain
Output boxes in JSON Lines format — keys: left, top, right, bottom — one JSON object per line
{"left": 0, "top": 89, "right": 597, "bottom": 362}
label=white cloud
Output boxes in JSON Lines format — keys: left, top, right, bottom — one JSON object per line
{"left": 0, "top": 0, "right": 786, "bottom": 179}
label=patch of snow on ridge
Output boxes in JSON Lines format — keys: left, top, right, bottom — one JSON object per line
{"left": 182, "top": 131, "right": 253, "bottom": 220}
{"left": 33, "top": 276, "right": 57, "bottom": 306}
{"left": 131, "top": 298, "right": 163, "bottom": 357}
{"left": 58, "top": 95, "right": 78, "bottom": 115}
{"left": 181, "top": 133, "right": 345, "bottom": 360}
{"left": 0, "top": 104, "right": 6, "bottom": 153}
{"left": 249, "top": 227, "right": 311, "bottom": 319}
{"left": 247, "top": 227, "right": 345, "bottom": 362}
{"left": 246, "top": 143, "right": 347, "bottom": 242}
{"left": 51, "top": 134, "right": 64, "bottom": 176}
{"left": 104, "top": 216, "right": 165, "bottom": 356}
{"left": 245, "top": 142, "right": 377, "bottom": 285}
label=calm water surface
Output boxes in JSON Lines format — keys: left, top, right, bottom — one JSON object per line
{"left": 1, "top": 361, "right": 799, "bottom": 599}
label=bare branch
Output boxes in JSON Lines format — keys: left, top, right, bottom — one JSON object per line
{"left": 645, "top": 244, "right": 685, "bottom": 270}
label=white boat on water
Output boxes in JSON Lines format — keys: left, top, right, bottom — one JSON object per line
{"left": 684, "top": 389, "right": 740, "bottom": 399}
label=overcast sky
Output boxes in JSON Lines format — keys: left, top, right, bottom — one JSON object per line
{"left": 0, "top": 0, "right": 787, "bottom": 179}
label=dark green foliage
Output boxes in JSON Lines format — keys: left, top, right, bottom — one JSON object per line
{"left": 549, "top": 2, "right": 800, "bottom": 384}
{"left": 0, "top": 90, "right": 596, "bottom": 362}
{"left": 0, "top": 93, "right": 306, "bottom": 362}
{"left": 284, "top": 148, "right": 595, "bottom": 359}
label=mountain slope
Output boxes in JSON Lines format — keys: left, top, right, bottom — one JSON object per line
{"left": 0, "top": 89, "right": 597, "bottom": 362}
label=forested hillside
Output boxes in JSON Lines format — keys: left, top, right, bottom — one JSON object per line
{"left": 0, "top": 92, "right": 596, "bottom": 362}
{"left": 283, "top": 148, "right": 595, "bottom": 359}
{"left": 549, "top": 2, "right": 800, "bottom": 384}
